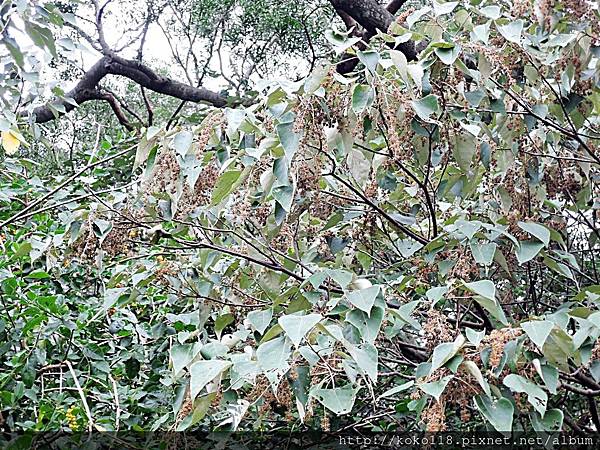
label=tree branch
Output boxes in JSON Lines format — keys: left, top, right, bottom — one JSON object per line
{"left": 330, "top": 0, "right": 416, "bottom": 74}
{"left": 30, "top": 55, "right": 227, "bottom": 124}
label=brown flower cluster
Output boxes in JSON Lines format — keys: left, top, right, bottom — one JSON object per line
{"left": 422, "top": 308, "right": 455, "bottom": 352}
{"left": 248, "top": 374, "right": 294, "bottom": 420}
{"left": 176, "top": 160, "right": 220, "bottom": 218}
{"left": 481, "top": 327, "right": 523, "bottom": 370}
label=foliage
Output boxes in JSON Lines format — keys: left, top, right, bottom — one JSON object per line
{"left": 1, "top": 0, "right": 600, "bottom": 439}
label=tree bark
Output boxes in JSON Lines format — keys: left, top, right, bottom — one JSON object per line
{"left": 331, "top": 0, "right": 416, "bottom": 74}
{"left": 31, "top": 55, "right": 227, "bottom": 124}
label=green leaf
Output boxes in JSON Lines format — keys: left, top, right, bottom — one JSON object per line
{"left": 426, "top": 286, "right": 448, "bottom": 307}
{"left": 176, "top": 394, "right": 214, "bottom": 431}
{"left": 473, "top": 295, "right": 508, "bottom": 325}
{"left": 352, "top": 84, "right": 374, "bottom": 113}
{"left": 452, "top": 133, "right": 476, "bottom": 171}
{"left": 503, "top": 374, "right": 547, "bottom": 417}
{"left": 26, "top": 270, "right": 50, "bottom": 279}
{"left": 479, "top": 5, "right": 501, "bottom": 19}
{"left": 211, "top": 170, "right": 241, "bottom": 205}
{"left": 474, "top": 395, "right": 514, "bottom": 432}
{"left": 171, "top": 130, "right": 193, "bottom": 157}
{"left": 247, "top": 309, "right": 272, "bottom": 335}
{"left": 521, "top": 320, "right": 554, "bottom": 350}
{"left": 466, "top": 327, "right": 485, "bottom": 346}
{"left": 470, "top": 242, "right": 497, "bottom": 266}
{"left": 530, "top": 409, "right": 563, "bottom": 432}
{"left": 310, "top": 385, "right": 359, "bottom": 415}
{"left": 256, "top": 336, "right": 291, "bottom": 371}
{"left": 326, "top": 269, "right": 353, "bottom": 289}
{"left": 189, "top": 360, "right": 232, "bottom": 400}
{"left": 421, "top": 375, "right": 453, "bottom": 401}
{"left": 430, "top": 334, "right": 465, "bottom": 373}
{"left": 463, "top": 280, "right": 496, "bottom": 301}
{"left": 461, "top": 360, "right": 491, "bottom": 397}
{"left": 498, "top": 20, "right": 523, "bottom": 44}
{"left": 434, "top": 44, "right": 461, "bottom": 65}
{"left": 357, "top": 50, "right": 380, "bottom": 72}
{"left": 346, "top": 305, "right": 384, "bottom": 343}
{"left": 278, "top": 313, "right": 322, "bottom": 347}
{"left": 170, "top": 343, "right": 201, "bottom": 375}
{"left": 276, "top": 122, "right": 301, "bottom": 158}
{"left": 517, "top": 222, "right": 550, "bottom": 246}
{"left": 347, "top": 342, "right": 378, "bottom": 382}
{"left": 532, "top": 359, "right": 559, "bottom": 394}
{"left": 433, "top": 0, "right": 459, "bottom": 16}
{"left": 378, "top": 380, "right": 414, "bottom": 400}
{"left": 516, "top": 240, "right": 544, "bottom": 264}
{"left": 412, "top": 95, "right": 440, "bottom": 121}
{"left": 272, "top": 185, "right": 294, "bottom": 212}
{"left": 346, "top": 285, "right": 381, "bottom": 315}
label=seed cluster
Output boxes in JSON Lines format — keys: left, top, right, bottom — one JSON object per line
{"left": 482, "top": 327, "right": 523, "bottom": 370}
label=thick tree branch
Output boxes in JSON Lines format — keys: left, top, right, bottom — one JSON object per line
{"left": 331, "top": 0, "right": 416, "bottom": 74}
{"left": 30, "top": 55, "right": 227, "bottom": 124}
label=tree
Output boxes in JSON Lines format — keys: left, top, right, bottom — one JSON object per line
{"left": 1, "top": 0, "right": 600, "bottom": 443}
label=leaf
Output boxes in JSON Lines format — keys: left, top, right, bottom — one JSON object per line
{"left": 171, "top": 130, "right": 193, "bottom": 157}
{"left": 347, "top": 148, "right": 370, "bottom": 185}
{"left": 352, "top": 84, "right": 374, "bottom": 113}
{"left": 412, "top": 95, "right": 440, "bottom": 121}
{"left": 247, "top": 309, "right": 272, "bottom": 335}
{"left": 272, "top": 185, "right": 294, "bottom": 212}
{"left": 390, "top": 50, "right": 408, "bottom": 83}
{"left": 517, "top": 222, "right": 550, "bottom": 246}
{"left": 463, "top": 280, "right": 496, "bottom": 301}
{"left": 278, "top": 313, "right": 322, "bottom": 347}
{"left": 521, "top": 320, "right": 554, "bottom": 350}
{"left": 452, "top": 133, "right": 476, "bottom": 171}
{"left": 357, "top": 50, "right": 380, "bottom": 72}
{"left": 1, "top": 130, "right": 21, "bottom": 155}
{"left": 434, "top": 44, "right": 461, "bottom": 65}
{"left": 530, "top": 409, "right": 563, "bottom": 432}
{"left": 378, "top": 380, "right": 414, "bottom": 400}
{"left": 430, "top": 334, "right": 465, "bottom": 373}
{"left": 503, "top": 374, "right": 547, "bottom": 417}
{"left": 471, "top": 242, "right": 497, "bottom": 266}
{"left": 346, "top": 285, "right": 381, "bottom": 315}
{"left": 433, "top": 0, "right": 459, "bottom": 16}
{"left": 473, "top": 295, "right": 508, "bottom": 325}
{"left": 474, "top": 395, "right": 514, "bottom": 432}
{"left": 479, "top": 5, "right": 501, "bottom": 19}
{"left": 466, "top": 327, "right": 486, "bottom": 346}
{"left": 347, "top": 342, "right": 378, "bottom": 383}
{"left": 398, "top": 239, "right": 423, "bottom": 258}
{"left": 170, "top": 343, "right": 201, "bottom": 375}
{"left": 532, "top": 359, "right": 559, "bottom": 394}
{"left": 211, "top": 170, "right": 241, "bottom": 205}
{"left": 462, "top": 361, "right": 492, "bottom": 397}
{"left": 426, "top": 286, "right": 448, "bottom": 307}
{"left": 346, "top": 305, "right": 384, "bottom": 343}
{"left": 276, "top": 122, "right": 301, "bottom": 158}
{"left": 256, "top": 336, "right": 291, "bottom": 371}
{"left": 326, "top": 269, "right": 353, "bottom": 289}
{"left": 218, "top": 399, "right": 250, "bottom": 431}
{"left": 310, "top": 385, "right": 358, "bottom": 415}
{"left": 176, "top": 394, "right": 214, "bottom": 431}
{"left": 189, "top": 360, "right": 232, "bottom": 400}
{"left": 498, "top": 20, "right": 524, "bottom": 44}
{"left": 516, "top": 240, "right": 544, "bottom": 264}
{"left": 421, "top": 375, "right": 453, "bottom": 401}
